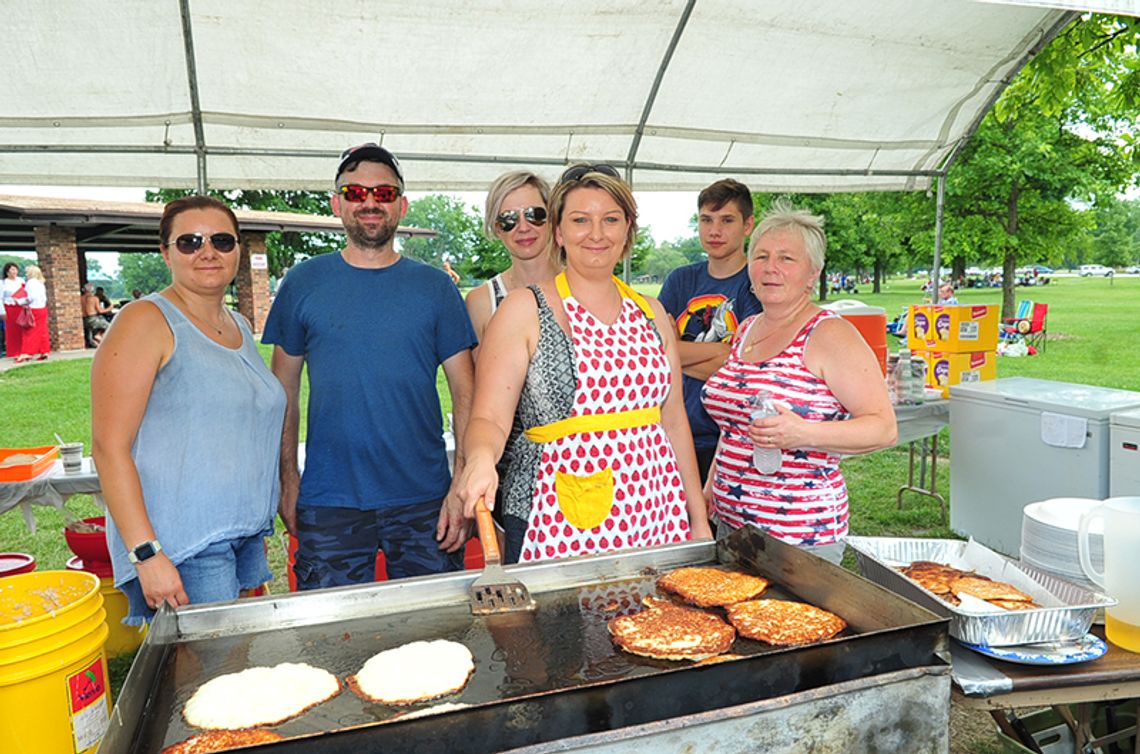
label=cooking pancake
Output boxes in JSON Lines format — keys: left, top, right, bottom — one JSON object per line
{"left": 951, "top": 576, "right": 1034, "bottom": 603}
{"left": 726, "top": 599, "right": 846, "bottom": 646}
{"left": 349, "top": 639, "right": 474, "bottom": 706}
{"left": 608, "top": 603, "right": 736, "bottom": 661}
{"left": 183, "top": 663, "right": 340, "bottom": 730}
{"left": 161, "top": 729, "right": 284, "bottom": 754}
{"left": 657, "top": 567, "right": 769, "bottom": 607}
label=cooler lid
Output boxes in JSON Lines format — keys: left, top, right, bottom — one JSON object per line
{"left": 820, "top": 299, "right": 885, "bottom": 315}
{"left": 950, "top": 377, "right": 1140, "bottom": 420}
{"left": 1111, "top": 407, "right": 1140, "bottom": 430}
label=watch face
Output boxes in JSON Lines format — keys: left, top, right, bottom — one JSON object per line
{"left": 133, "top": 542, "right": 157, "bottom": 561}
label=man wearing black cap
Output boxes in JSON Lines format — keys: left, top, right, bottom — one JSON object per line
{"left": 263, "top": 143, "right": 477, "bottom": 589}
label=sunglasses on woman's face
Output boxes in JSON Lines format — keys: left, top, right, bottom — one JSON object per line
{"left": 559, "top": 163, "right": 621, "bottom": 184}
{"left": 338, "top": 184, "right": 402, "bottom": 203}
{"left": 496, "top": 206, "right": 548, "bottom": 233}
{"left": 168, "top": 233, "right": 239, "bottom": 254}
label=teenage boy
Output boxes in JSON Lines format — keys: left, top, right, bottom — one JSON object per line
{"left": 659, "top": 179, "right": 761, "bottom": 483}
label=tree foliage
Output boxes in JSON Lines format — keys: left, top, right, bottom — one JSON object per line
{"left": 119, "top": 252, "right": 170, "bottom": 295}
{"left": 401, "top": 194, "right": 499, "bottom": 283}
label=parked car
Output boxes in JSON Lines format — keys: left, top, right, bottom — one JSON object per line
{"left": 1125, "top": 265, "right": 1140, "bottom": 274}
{"left": 1079, "top": 264, "right": 1114, "bottom": 277}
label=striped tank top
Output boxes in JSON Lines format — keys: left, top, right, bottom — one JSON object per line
{"left": 700, "top": 310, "right": 850, "bottom": 546}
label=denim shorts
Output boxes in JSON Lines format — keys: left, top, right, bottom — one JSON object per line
{"left": 120, "top": 533, "right": 272, "bottom": 625}
{"left": 293, "top": 499, "right": 463, "bottom": 591}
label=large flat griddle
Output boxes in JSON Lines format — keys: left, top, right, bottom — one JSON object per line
{"left": 101, "top": 528, "right": 950, "bottom": 754}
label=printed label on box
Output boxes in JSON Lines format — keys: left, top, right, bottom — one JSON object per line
{"left": 958, "top": 321, "right": 980, "bottom": 340}
{"left": 960, "top": 370, "right": 981, "bottom": 384}
{"left": 68, "top": 658, "right": 108, "bottom": 753}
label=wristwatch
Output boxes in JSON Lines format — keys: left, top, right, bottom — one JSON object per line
{"left": 127, "top": 539, "right": 163, "bottom": 565}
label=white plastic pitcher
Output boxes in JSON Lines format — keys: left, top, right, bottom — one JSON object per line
{"left": 1079, "top": 496, "right": 1140, "bottom": 653}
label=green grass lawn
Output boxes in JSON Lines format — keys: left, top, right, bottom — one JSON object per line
{"left": 2, "top": 275, "right": 1133, "bottom": 745}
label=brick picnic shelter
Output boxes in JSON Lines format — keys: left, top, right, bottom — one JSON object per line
{"left": 0, "top": 195, "right": 434, "bottom": 351}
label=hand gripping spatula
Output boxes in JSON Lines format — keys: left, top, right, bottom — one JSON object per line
{"left": 469, "top": 498, "right": 536, "bottom": 614}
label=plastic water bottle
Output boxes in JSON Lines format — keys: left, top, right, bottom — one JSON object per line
{"left": 894, "top": 349, "right": 915, "bottom": 406}
{"left": 908, "top": 356, "right": 927, "bottom": 404}
{"left": 748, "top": 391, "right": 782, "bottom": 474}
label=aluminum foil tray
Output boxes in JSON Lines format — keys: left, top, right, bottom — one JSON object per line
{"left": 845, "top": 536, "right": 1116, "bottom": 647}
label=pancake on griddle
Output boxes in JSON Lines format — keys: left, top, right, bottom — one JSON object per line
{"left": 608, "top": 603, "right": 736, "bottom": 661}
{"left": 161, "top": 729, "right": 284, "bottom": 754}
{"left": 349, "top": 639, "right": 474, "bottom": 706}
{"left": 726, "top": 599, "right": 846, "bottom": 646}
{"left": 183, "top": 663, "right": 340, "bottom": 730}
{"left": 656, "top": 566, "right": 769, "bottom": 607}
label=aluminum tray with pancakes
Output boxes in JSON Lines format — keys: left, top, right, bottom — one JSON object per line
{"left": 846, "top": 536, "right": 1116, "bottom": 646}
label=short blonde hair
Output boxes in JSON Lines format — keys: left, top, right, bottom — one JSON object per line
{"left": 25, "top": 264, "right": 45, "bottom": 282}
{"left": 548, "top": 171, "right": 638, "bottom": 266}
{"left": 751, "top": 198, "right": 827, "bottom": 271}
{"left": 483, "top": 171, "right": 552, "bottom": 239}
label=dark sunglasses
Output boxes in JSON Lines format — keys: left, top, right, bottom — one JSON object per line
{"left": 495, "top": 206, "right": 548, "bottom": 233}
{"left": 167, "top": 233, "right": 239, "bottom": 254}
{"left": 559, "top": 163, "right": 621, "bottom": 184}
{"left": 338, "top": 184, "right": 402, "bottom": 203}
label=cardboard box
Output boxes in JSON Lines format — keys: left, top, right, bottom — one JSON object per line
{"left": 918, "top": 350, "right": 996, "bottom": 397}
{"left": 929, "top": 304, "right": 998, "bottom": 352}
{"left": 906, "top": 305, "right": 935, "bottom": 351}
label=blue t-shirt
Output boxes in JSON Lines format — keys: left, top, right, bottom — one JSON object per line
{"left": 262, "top": 253, "right": 477, "bottom": 510}
{"left": 659, "top": 262, "right": 762, "bottom": 450}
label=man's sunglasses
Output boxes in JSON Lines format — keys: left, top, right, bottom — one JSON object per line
{"left": 338, "top": 184, "right": 402, "bottom": 203}
{"left": 167, "top": 233, "right": 239, "bottom": 254}
{"left": 495, "top": 206, "right": 548, "bottom": 233}
{"left": 559, "top": 163, "right": 621, "bottom": 184}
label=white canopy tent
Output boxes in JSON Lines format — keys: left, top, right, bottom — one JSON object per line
{"left": 1, "top": 0, "right": 1101, "bottom": 195}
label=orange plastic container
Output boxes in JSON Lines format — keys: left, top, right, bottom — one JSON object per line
{"left": 0, "top": 446, "right": 59, "bottom": 482}
{"left": 826, "top": 303, "right": 887, "bottom": 376}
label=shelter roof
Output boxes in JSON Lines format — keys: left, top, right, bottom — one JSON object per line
{"left": 0, "top": 194, "right": 433, "bottom": 253}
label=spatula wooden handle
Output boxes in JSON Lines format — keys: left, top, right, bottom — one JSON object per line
{"left": 475, "top": 497, "right": 501, "bottom": 565}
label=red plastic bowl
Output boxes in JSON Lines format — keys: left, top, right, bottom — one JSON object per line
{"left": 0, "top": 552, "right": 36, "bottom": 577}
{"left": 63, "top": 516, "right": 111, "bottom": 566}
{"left": 66, "top": 555, "right": 113, "bottom": 579}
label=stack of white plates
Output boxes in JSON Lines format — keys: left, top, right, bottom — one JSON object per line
{"left": 1020, "top": 498, "right": 1104, "bottom": 591}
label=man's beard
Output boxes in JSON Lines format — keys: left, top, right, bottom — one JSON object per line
{"left": 344, "top": 209, "right": 399, "bottom": 250}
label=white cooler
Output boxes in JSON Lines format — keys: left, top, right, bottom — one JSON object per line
{"left": 1110, "top": 407, "right": 1140, "bottom": 496}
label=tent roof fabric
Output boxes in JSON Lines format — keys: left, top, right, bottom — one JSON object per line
{"left": 0, "top": 1, "right": 1083, "bottom": 192}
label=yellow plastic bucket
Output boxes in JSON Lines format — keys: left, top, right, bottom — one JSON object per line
{"left": 0, "top": 571, "right": 111, "bottom": 754}
{"left": 66, "top": 557, "right": 147, "bottom": 657}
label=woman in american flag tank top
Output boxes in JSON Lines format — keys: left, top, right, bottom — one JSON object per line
{"left": 700, "top": 200, "right": 896, "bottom": 562}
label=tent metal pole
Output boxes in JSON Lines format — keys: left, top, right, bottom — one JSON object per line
{"left": 179, "top": 0, "right": 208, "bottom": 193}
{"left": 932, "top": 175, "right": 945, "bottom": 304}
{"left": 624, "top": 0, "right": 696, "bottom": 173}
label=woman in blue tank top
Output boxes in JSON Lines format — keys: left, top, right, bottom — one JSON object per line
{"left": 92, "top": 196, "right": 286, "bottom": 624}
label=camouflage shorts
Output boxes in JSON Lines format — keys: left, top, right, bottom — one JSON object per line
{"left": 294, "top": 499, "right": 463, "bottom": 591}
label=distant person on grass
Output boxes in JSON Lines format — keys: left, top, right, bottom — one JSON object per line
{"left": 658, "top": 179, "right": 762, "bottom": 484}
{"left": 263, "top": 143, "right": 476, "bottom": 590}
{"left": 92, "top": 195, "right": 286, "bottom": 621}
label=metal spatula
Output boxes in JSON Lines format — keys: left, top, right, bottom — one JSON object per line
{"left": 469, "top": 498, "right": 536, "bottom": 614}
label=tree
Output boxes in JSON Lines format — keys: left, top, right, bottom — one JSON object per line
{"left": 119, "top": 253, "right": 170, "bottom": 294}
{"left": 1091, "top": 196, "right": 1140, "bottom": 267}
{"left": 401, "top": 195, "right": 498, "bottom": 282}
{"left": 643, "top": 244, "right": 689, "bottom": 281}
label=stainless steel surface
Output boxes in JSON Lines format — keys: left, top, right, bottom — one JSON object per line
{"left": 501, "top": 666, "right": 951, "bottom": 754}
{"left": 101, "top": 529, "right": 949, "bottom": 754}
{"left": 847, "top": 536, "right": 1116, "bottom": 646}
{"left": 470, "top": 498, "right": 536, "bottom": 614}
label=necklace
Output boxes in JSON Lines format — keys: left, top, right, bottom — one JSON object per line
{"left": 170, "top": 291, "right": 227, "bottom": 335}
